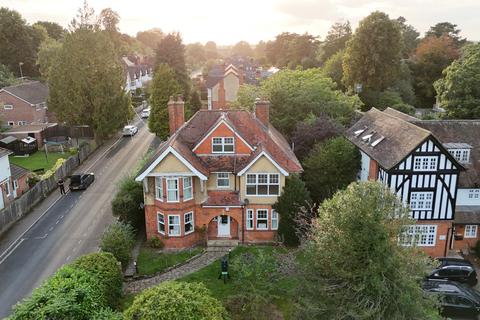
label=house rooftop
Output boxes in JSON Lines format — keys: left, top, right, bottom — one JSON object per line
{"left": 10, "top": 164, "right": 29, "bottom": 179}
{"left": 0, "top": 81, "right": 48, "bottom": 105}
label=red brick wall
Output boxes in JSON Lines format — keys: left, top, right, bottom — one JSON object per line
{"left": 193, "top": 122, "right": 252, "bottom": 155}
{"left": 415, "top": 220, "right": 452, "bottom": 257}
{"left": 168, "top": 99, "right": 185, "bottom": 135}
{"left": 452, "top": 225, "right": 479, "bottom": 252}
{"left": 0, "top": 92, "right": 47, "bottom": 126}
{"left": 255, "top": 101, "right": 269, "bottom": 126}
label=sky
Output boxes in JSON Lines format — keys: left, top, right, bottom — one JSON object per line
{"left": 1, "top": 0, "right": 479, "bottom": 44}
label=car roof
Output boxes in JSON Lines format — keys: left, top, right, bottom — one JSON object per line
{"left": 124, "top": 125, "right": 135, "bottom": 129}
{"left": 437, "top": 257, "right": 473, "bottom": 266}
{"left": 424, "top": 280, "right": 480, "bottom": 302}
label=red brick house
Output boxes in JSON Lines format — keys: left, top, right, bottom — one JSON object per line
{"left": 0, "top": 81, "right": 53, "bottom": 127}
{"left": 136, "top": 97, "right": 302, "bottom": 248}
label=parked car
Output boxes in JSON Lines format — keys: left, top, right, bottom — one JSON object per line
{"left": 423, "top": 279, "right": 480, "bottom": 319}
{"left": 141, "top": 108, "right": 150, "bottom": 119}
{"left": 122, "top": 125, "right": 138, "bottom": 136}
{"left": 427, "top": 257, "right": 478, "bottom": 286}
{"left": 69, "top": 173, "right": 95, "bottom": 191}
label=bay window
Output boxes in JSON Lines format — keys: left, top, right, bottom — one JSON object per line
{"left": 183, "top": 177, "right": 193, "bottom": 200}
{"left": 157, "top": 212, "right": 165, "bottom": 235}
{"left": 155, "top": 177, "right": 163, "bottom": 201}
{"left": 246, "top": 173, "right": 280, "bottom": 196}
{"left": 166, "top": 178, "right": 179, "bottom": 202}
{"left": 256, "top": 209, "right": 268, "bottom": 230}
{"left": 246, "top": 209, "right": 254, "bottom": 230}
{"left": 184, "top": 211, "right": 194, "bottom": 234}
{"left": 168, "top": 215, "right": 181, "bottom": 236}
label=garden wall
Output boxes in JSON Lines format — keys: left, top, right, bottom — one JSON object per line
{"left": 0, "top": 143, "right": 94, "bottom": 236}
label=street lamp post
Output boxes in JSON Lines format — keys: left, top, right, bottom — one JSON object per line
{"left": 18, "top": 62, "right": 24, "bottom": 79}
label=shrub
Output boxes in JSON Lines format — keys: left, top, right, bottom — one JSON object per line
{"left": 100, "top": 221, "right": 136, "bottom": 267}
{"left": 71, "top": 252, "right": 123, "bottom": 307}
{"left": 124, "top": 281, "right": 227, "bottom": 320}
{"left": 391, "top": 102, "right": 416, "bottom": 115}
{"left": 26, "top": 173, "right": 40, "bottom": 187}
{"left": 148, "top": 236, "right": 164, "bottom": 249}
{"left": 91, "top": 308, "right": 123, "bottom": 320}
{"left": 69, "top": 147, "right": 79, "bottom": 155}
{"left": 111, "top": 177, "right": 144, "bottom": 230}
{"left": 10, "top": 252, "right": 124, "bottom": 319}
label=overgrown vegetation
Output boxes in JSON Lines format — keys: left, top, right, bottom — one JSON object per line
{"left": 99, "top": 221, "right": 136, "bottom": 267}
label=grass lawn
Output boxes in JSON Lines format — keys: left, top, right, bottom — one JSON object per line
{"left": 9, "top": 151, "right": 70, "bottom": 172}
{"left": 136, "top": 247, "right": 203, "bottom": 276}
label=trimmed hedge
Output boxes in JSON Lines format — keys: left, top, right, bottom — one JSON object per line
{"left": 124, "top": 281, "right": 227, "bottom": 320}
{"left": 9, "top": 253, "right": 123, "bottom": 320}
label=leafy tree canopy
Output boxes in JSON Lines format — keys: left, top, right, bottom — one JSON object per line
{"left": 320, "top": 21, "right": 352, "bottom": 63}
{"left": 36, "top": 37, "right": 62, "bottom": 79}
{"left": 396, "top": 16, "right": 420, "bottom": 58}
{"left": 322, "top": 49, "right": 345, "bottom": 91}
{"left": 33, "top": 21, "right": 66, "bottom": 40}
{"left": 136, "top": 28, "right": 164, "bottom": 50}
{"left": 302, "top": 137, "right": 360, "bottom": 203}
{"left": 435, "top": 43, "right": 480, "bottom": 119}
{"left": 426, "top": 22, "right": 466, "bottom": 48}
{"left": 232, "top": 40, "right": 254, "bottom": 57}
{"left": 266, "top": 32, "right": 320, "bottom": 68}
{"left": 343, "top": 11, "right": 403, "bottom": 91}
{"left": 296, "top": 182, "right": 440, "bottom": 319}
{"left": 0, "top": 64, "right": 18, "bottom": 88}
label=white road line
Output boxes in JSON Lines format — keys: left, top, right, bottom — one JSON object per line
{"left": 48, "top": 226, "right": 54, "bottom": 231}
{"left": 55, "top": 220, "right": 60, "bottom": 225}
{"left": 34, "top": 234, "right": 48, "bottom": 240}
{"left": 0, "top": 238, "right": 25, "bottom": 265}
{"left": 59, "top": 215, "right": 64, "bottom": 219}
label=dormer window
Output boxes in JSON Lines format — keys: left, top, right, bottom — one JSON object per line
{"left": 212, "top": 137, "right": 234, "bottom": 153}
{"left": 448, "top": 148, "right": 470, "bottom": 164}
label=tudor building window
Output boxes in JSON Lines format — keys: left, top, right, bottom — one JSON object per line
{"left": 157, "top": 212, "right": 165, "bottom": 235}
{"left": 183, "top": 177, "right": 193, "bottom": 200}
{"left": 217, "top": 172, "right": 230, "bottom": 188}
{"left": 449, "top": 148, "right": 471, "bottom": 164}
{"left": 410, "top": 192, "right": 433, "bottom": 210}
{"left": 414, "top": 156, "right": 437, "bottom": 171}
{"left": 166, "top": 178, "right": 179, "bottom": 202}
{"left": 168, "top": 215, "right": 181, "bottom": 236}
{"left": 256, "top": 209, "right": 268, "bottom": 230}
{"left": 184, "top": 211, "right": 194, "bottom": 234}
{"left": 468, "top": 189, "right": 480, "bottom": 199}
{"left": 246, "top": 209, "right": 254, "bottom": 230}
{"left": 465, "top": 225, "right": 477, "bottom": 238}
{"left": 401, "top": 225, "right": 437, "bottom": 247}
{"left": 155, "top": 177, "right": 163, "bottom": 201}
{"left": 246, "top": 173, "right": 280, "bottom": 196}
{"left": 212, "top": 137, "right": 234, "bottom": 153}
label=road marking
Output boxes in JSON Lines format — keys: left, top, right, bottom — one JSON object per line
{"left": 0, "top": 238, "right": 25, "bottom": 265}
{"left": 49, "top": 226, "right": 54, "bottom": 231}
{"left": 60, "top": 215, "right": 64, "bottom": 219}
{"left": 34, "top": 234, "right": 48, "bottom": 240}
{"left": 55, "top": 220, "right": 60, "bottom": 225}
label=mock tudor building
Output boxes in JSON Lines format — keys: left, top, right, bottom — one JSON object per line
{"left": 347, "top": 107, "right": 480, "bottom": 257}
{"left": 136, "top": 97, "right": 302, "bottom": 248}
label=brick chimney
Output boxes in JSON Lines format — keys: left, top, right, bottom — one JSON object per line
{"left": 168, "top": 95, "right": 185, "bottom": 135}
{"left": 255, "top": 98, "right": 270, "bottom": 126}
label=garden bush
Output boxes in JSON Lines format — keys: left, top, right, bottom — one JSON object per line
{"left": 124, "top": 281, "right": 227, "bottom": 320}
{"left": 148, "top": 236, "right": 164, "bottom": 249}
{"left": 100, "top": 221, "right": 136, "bottom": 267}
{"left": 111, "top": 177, "right": 144, "bottom": 231}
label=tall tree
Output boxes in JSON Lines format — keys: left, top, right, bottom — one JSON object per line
{"left": 48, "top": 29, "right": 130, "bottom": 140}
{"left": 69, "top": 0, "right": 97, "bottom": 31}
{"left": 148, "top": 63, "right": 181, "bottom": 139}
{"left": 322, "top": 50, "right": 345, "bottom": 91}
{"left": 273, "top": 175, "right": 311, "bottom": 247}
{"left": 33, "top": 21, "right": 66, "bottom": 40}
{"left": 0, "top": 7, "right": 43, "bottom": 77}
{"left": 396, "top": 16, "right": 420, "bottom": 58}
{"left": 411, "top": 35, "right": 460, "bottom": 107}
{"left": 37, "top": 38, "right": 63, "bottom": 79}
{"left": 254, "top": 40, "right": 267, "bottom": 64}
{"left": 155, "top": 32, "right": 189, "bottom": 98}
{"left": 185, "top": 42, "right": 206, "bottom": 69}
{"left": 266, "top": 32, "right": 319, "bottom": 68}
{"left": 320, "top": 21, "right": 352, "bottom": 63}
{"left": 0, "top": 64, "right": 18, "bottom": 88}
{"left": 343, "top": 11, "right": 403, "bottom": 92}
{"left": 98, "top": 8, "right": 120, "bottom": 33}
{"left": 136, "top": 28, "right": 164, "bottom": 50}
{"left": 435, "top": 43, "right": 480, "bottom": 119}
{"left": 204, "top": 41, "right": 218, "bottom": 59}
{"left": 302, "top": 137, "right": 360, "bottom": 203}
{"left": 426, "top": 22, "right": 466, "bottom": 48}
{"left": 295, "top": 182, "right": 439, "bottom": 319}
{"left": 231, "top": 41, "right": 254, "bottom": 57}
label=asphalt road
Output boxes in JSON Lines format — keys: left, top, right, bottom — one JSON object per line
{"left": 0, "top": 119, "right": 155, "bottom": 318}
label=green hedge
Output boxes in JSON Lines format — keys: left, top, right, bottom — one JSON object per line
{"left": 10, "top": 253, "right": 123, "bottom": 320}
{"left": 100, "top": 221, "right": 136, "bottom": 267}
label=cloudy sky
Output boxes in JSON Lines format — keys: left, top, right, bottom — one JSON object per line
{"left": 2, "top": 0, "right": 479, "bottom": 44}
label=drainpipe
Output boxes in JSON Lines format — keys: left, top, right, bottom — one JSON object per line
{"left": 242, "top": 199, "right": 249, "bottom": 244}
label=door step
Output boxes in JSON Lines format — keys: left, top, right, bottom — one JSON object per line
{"left": 207, "top": 239, "right": 239, "bottom": 247}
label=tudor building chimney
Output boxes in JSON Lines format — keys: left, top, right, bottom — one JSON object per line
{"left": 168, "top": 95, "right": 185, "bottom": 135}
{"left": 254, "top": 98, "right": 270, "bottom": 126}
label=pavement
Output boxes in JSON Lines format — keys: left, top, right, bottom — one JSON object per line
{"left": 0, "top": 119, "right": 155, "bottom": 318}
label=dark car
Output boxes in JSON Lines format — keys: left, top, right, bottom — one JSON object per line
{"left": 423, "top": 279, "right": 480, "bottom": 319}
{"left": 428, "top": 257, "right": 478, "bottom": 286}
{"left": 69, "top": 173, "right": 94, "bottom": 191}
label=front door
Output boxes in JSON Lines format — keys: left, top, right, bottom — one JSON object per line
{"left": 217, "top": 215, "right": 230, "bottom": 237}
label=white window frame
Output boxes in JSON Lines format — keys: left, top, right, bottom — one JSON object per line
{"left": 157, "top": 212, "right": 165, "bottom": 235}
{"left": 246, "top": 209, "right": 254, "bottom": 230}
{"left": 7, "top": 121, "right": 14, "bottom": 126}
{"left": 184, "top": 211, "right": 194, "bottom": 235}
{"left": 166, "top": 178, "right": 179, "bottom": 202}
{"left": 246, "top": 173, "right": 280, "bottom": 196}
{"left": 212, "top": 137, "right": 235, "bottom": 153}
{"left": 401, "top": 225, "right": 437, "bottom": 247}
{"left": 4, "top": 181, "right": 10, "bottom": 197}
{"left": 413, "top": 156, "right": 437, "bottom": 171}
{"left": 410, "top": 192, "right": 433, "bottom": 211}
{"left": 449, "top": 148, "right": 471, "bottom": 164}
{"left": 155, "top": 177, "right": 163, "bottom": 201}
{"left": 17, "top": 121, "right": 27, "bottom": 126}
{"left": 168, "top": 215, "right": 181, "bottom": 236}
{"left": 13, "top": 179, "right": 18, "bottom": 190}
{"left": 3, "top": 104, "right": 13, "bottom": 110}
{"left": 468, "top": 190, "right": 480, "bottom": 199}
{"left": 271, "top": 209, "right": 279, "bottom": 230}
{"left": 465, "top": 225, "right": 478, "bottom": 238}
{"left": 183, "top": 177, "right": 193, "bottom": 201}
{"left": 256, "top": 209, "right": 268, "bottom": 230}
{"left": 216, "top": 172, "right": 230, "bottom": 188}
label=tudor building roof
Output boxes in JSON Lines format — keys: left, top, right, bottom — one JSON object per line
{"left": 0, "top": 81, "right": 48, "bottom": 105}
{"left": 137, "top": 109, "right": 302, "bottom": 180}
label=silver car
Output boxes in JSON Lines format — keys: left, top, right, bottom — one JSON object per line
{"left": 122, "top": 125, "right": 138, "bottom": 136}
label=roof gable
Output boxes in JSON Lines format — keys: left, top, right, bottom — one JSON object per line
{"left": 237, "top": 151, "right": 289, "bottom": 176}
{"left": 0, "top": 81, "right": 48, "bottom": 105}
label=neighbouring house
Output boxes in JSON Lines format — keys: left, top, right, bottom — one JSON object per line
{"left": 0, "top": 147, "right": 30, "bottom": 210}
{"left": 135, "top": 96, "right": 302, "bottom": 248}
{"left": 206, "top": 64, "right": 244, "bottom": 110}
{"left": 346, "top": 107, "right": 480, "bottom": 257}
{"left": 0, "top": 81, "right": 55, "bottom": 127}
{"left": 0, "top": 123, "right": 57, "bottom": 149}
{"left": 122, "top": 56, "right": 153, "bottom": 94}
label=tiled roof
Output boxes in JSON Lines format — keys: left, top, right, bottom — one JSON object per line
{"left": 346, "top": 108, "right": 431, "bottom": 170}
{"left": 203, "top": 191, "right": 241, "bottom": 206}
{"left": 0, "top": 147, "right": 11, "bottom": 158}
{"left": 454, "top": 207, "right": 480, "bottom": 224}
{"left": 1, "top": 81, "right": 48, "bottom": 105}
{"left": 383, "top": 107, "right": 419, "bottom": 122}
{"left": 10, "top": 164, "right": 29, "bottom": 179}
{"left": 137, "top": 109, "right": 302, "bottom": 179}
